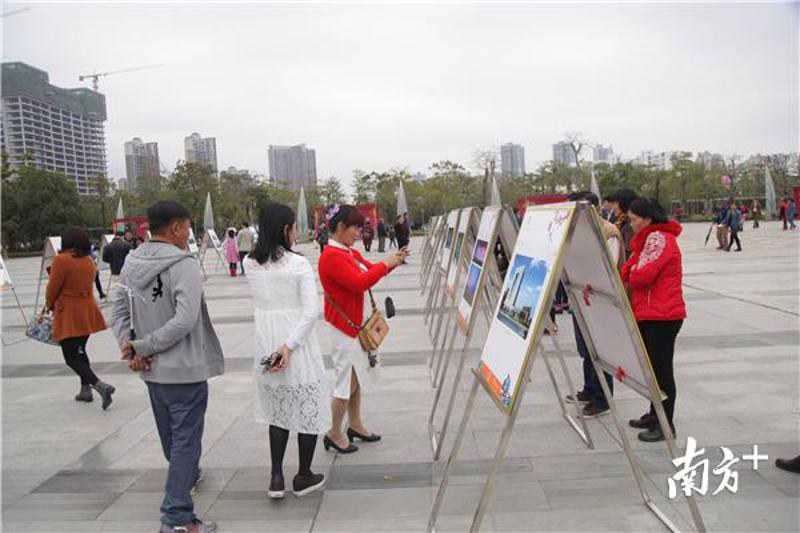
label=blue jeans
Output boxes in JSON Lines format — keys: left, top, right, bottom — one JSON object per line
{"left": 573, "top": 314, "right": 613, "bottom": 409}
{"left": 146, "top": 381, "right": 208, "bottom": 526}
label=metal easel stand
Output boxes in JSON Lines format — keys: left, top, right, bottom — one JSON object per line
{"left": 571, "top": 301, "right": 706, "bottom": 533}
{"left": 539, "top": 314, "right": 594, "bottom": 449}
{"left": 427, "top": 278, "right": 450, "bottom": 385}
{"left": 31, "top": 258, "right": 46, "bottom": 318}
{"left": 1, "top": 286, "right": 31, "bottom": 346}
{"left": 424, "top": 267, "right": 444, "bottom": 332}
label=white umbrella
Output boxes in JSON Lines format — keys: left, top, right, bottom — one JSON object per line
{"left": 203, "top": 192, "right": 214, "bottom": 230}
{"left": 396, "top": 180, "right": 408, "bottom": 217}
{"left": 489, "top": 175, "right": 502, "bottom": 207}
{"left": 115, "top": 198, "right": 125, "bottom": 233}
{"left": 297, "top": 186, "right": 309, "bottom": 240}
{"left": 590, "top": 169, "right": 601, "bottom": 203}
{"left": 765, "top": 165, "right": 776, "bottom": 220}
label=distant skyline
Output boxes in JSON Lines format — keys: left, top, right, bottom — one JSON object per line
{"left": 4, "top": 1, "right": 797, "bottom": 194}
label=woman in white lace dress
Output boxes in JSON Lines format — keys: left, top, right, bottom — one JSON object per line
{"left": 245, "top": 203, "right": 329, "bottom": 499}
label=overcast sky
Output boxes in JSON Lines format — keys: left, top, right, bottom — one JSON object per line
{"left": 3, "top": 1, "right": 797, "bottom": 192}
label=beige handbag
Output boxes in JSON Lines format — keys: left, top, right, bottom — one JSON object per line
{"left": 325, "top": 290, "right": 390, "bottom": 352}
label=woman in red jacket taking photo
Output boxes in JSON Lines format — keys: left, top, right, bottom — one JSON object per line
{"left": 621, "top": 198, "right": 686, "bottom": 443}
{"left": 318, "top": 205, "right": 408, "bottom": 453}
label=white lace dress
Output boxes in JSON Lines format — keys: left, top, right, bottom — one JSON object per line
{"left": 245, "top": 252, "right": 330, "bottom": 434}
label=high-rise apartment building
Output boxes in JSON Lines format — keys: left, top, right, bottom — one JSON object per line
{"left": 593, "top": 144, "right": 615, "bottom": 164}
{"left": 124, "top": 137, "right": 159, "bottom": 190}
{"left": 0, "top": 62, "right": 107, "bottom": 194}
{"left": 184, "top": 132, "right": 218, "bottom": 176}
{"left": 552, "top": 141, "right": 577, "bottom": 167}
{"left": 500, "top": 143, "right": 526, "bottom": 177}
{"left": 268, "top": 144, "right": 317, "bottom": 190}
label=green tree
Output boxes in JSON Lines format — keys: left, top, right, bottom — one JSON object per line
{"left": 319, "top": 176, "right": 347, "bottom": 205}
{"left": 89, "top": 174, "right": 116, "bottom": 231}
{"left": 165, "top": 161, "right": 219, "bottom": 230}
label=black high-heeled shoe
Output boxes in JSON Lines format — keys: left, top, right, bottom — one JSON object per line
{"left": 347, "top": 427, "right": 382, "bottom": 443}
{"left": 323, "top": 434, "right": 358, "bottom": 454}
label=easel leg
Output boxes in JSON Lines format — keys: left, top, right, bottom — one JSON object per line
{"left": 428, "top": 287, "right": 448, "bottom": 380}
{"left": 428, "top": 375, "right": 480, "bottom": 533}
{"left": 32, "top": 260, "right": 45, "bottom": 317}
{"left": 431, "top": 305, "right": 455, "bottom": 387}
{"left": 12, "top": 287, "right": 28, "bottom": 324}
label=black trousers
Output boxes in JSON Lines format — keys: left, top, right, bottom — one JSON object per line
{"left": 727, "top": 230, "right": 741, "bottom": 251}
{"left": 238, "top": 251, "right": 249, "bottom": 273}
{"left": 639, "top": 320, "right": 683, "bottom": 429}
{"left": 94, "top": 271, "right": 105, "bottom": 298}
{"left": 60, "top": 335, "right": 99, "bottom": 386}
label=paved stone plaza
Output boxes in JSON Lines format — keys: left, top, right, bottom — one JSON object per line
{"left": 1, "top": 221, "right": 798, "bottom": 532}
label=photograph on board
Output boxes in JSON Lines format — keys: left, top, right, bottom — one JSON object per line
{"left": 445, "top": 227, "right": 454, "bottom": 249}
{"left": 472, "top": 238, "right": 488, "bottom": 267}
{"left": 453, "top": 232, "right": 465, "bottom": 262}
{"left": 462, "top": 263, "right": 481, "bottom": 306}
{"left": 497, "top": 255, "right": 549, "bottom": 340}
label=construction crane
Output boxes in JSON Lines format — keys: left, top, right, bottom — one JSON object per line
{"left": 78, "top": 64, "right": 164, "bottom": 91}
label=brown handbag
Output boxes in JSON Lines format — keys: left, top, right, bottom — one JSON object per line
{"left": 325, "top": 290, "right": 390, "bottom": 352}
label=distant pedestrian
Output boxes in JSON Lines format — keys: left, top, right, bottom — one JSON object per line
{"left": 607, "top": 189, "right": 638, "bottom": 261}
{"left": 622, "top": 198, "right": 685, "bottom": 443}
{"left": 223, "top": 228, "right": 240, "bottom": 277}
{"left": 394, "top": 214, "right": 410, "bottom": 250}
{"left": 47, "top": 226, "right": 115, "bottom": 408}
{"left": 779, "top": 198, "right": 788, "bottom": 230}
{"left": 387, "top": 225, "right": 397, "bottom": 249}
{"left": 124, "top": 229, "right": 139, "bottom": 250}
{"left": 91, "top": 242, "right": 107, "bottom": 300}
{"left": 236, "top": 221, "right": 255, "bottom": 274}
{"left": 724, "top": 202, "right": 742, "bottom": 252}
{"left": 751, "top": 200, "right": 761, "bottom": 229}
{"left": 788, "top": 199, "right": 797, "bottom": 230}
{"left": 316, "top": 222, "right": 329, "bottom": 253}
{"left": 245, "top": 203, "right": 329, "bottom": 499}
{"left": 361, "top": 219, "right": 375, "bottom": 252}
{"left": 103, "top": 231, "right": 132, "bottom": 299}
{"left": 111, "top": 200, "right": 223, "bottom": 533}
{"left": 377, "top": 218, "right": 387, "bottom": 252}
{"left": 714, "top": 202, "right": 730, "bottom": 250}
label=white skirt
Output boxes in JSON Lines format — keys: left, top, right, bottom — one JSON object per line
{"left": 326, "top": 321, "right": 380, "bottom": 399}
{"left": 253, "top": 308, "right": 330, "bottom": 434}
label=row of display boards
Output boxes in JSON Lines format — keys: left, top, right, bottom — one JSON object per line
{"left": 418, "top": 203, "right": 706, "bottom": 533}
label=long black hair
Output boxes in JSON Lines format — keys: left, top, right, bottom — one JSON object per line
{"left": 251, "top": 203, "right": 296, "bottom": 264}
{"left": 61, "top": 226, "right": 91, "bottom": 258}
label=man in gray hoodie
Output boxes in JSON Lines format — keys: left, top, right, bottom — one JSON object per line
{"left": 111, "top": 201, "right": 223, "bottom": 533}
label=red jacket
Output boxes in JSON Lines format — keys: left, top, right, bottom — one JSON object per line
{"left": 621, "top": 220, "right": 686, "bottom": 322}
{"left": 319, "top": 242, "right": 389, "bottom": 337}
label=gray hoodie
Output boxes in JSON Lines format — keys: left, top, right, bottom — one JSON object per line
{"left": 111, "top": 241, "right": 224, "bottom": 384}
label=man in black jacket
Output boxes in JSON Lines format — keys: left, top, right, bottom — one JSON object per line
{"left": 102, "top": 232, "right": 132, "bottom": 297}
{"left": 377, "top": 218, "right": 387, "bottom": 252}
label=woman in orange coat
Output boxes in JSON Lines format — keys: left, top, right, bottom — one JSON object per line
{"left": 46, "top": 227, "right": 115, "bottom": 409}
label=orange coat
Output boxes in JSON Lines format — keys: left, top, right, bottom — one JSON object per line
{"left": 46, "top": 251, "right": 107, "bottom": 342}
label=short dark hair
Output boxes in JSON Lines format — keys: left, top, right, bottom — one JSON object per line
{"left": 629, "top": 197, "right": 668, "bottom": 224}
{"left": 567, "top": 190, "right": 599, "bottom": 207}
{"left": 148, "top": 201, "right": 191, "bottom": 233}
{"left": 115, "top": 231, "right": 124, "bottom": 237}
{"left": 328, "top": 204, "right": 365, "bottom": 232}
{"left": 610, "top": 189, "right": 638, "bottom": 213}
{"left": 61, "top": 226, "right": 91, "bottom": 257}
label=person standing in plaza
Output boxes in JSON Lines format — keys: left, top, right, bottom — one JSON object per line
{"left": 608, "top": 189, "right": 637, "bottom": 260}
{"left": 622, "top": 198, "right": 686, "bottom": 442}
{"left": 564, "top": 192, "right": 624, "bottom": 418}
{"left": 46, "top": 227, "right": 115, "bottom": 408}
{"left": 751, "top": 200, "right": 761, "bottom": 229}
{"left": 223, "top": 228, "right": 240, "bottom": 277}
{"left": 362, "top": 219, "right": 375, "bottom": 252}
{"left": 316, "top": 221, "right": 329, "bottom": 253}
{"left": 318, "top": 204, "right": 408, "bottom": 454}
{"left": 90, "top": 241, "right": 107, "bottom": 301}
{"left": 725, "top": 202, "right": 742, "bottom": 252}
{"left": 787, "top": 198, "right": 797, "bottom": 230}
{"left": 103, "top": 231, "right": 132, "bottom": 299}
{"left": 111, "top": 201, "right": 223, "bottom": 533}
{"left": 236, "top": 221, "right": 255, "bottom": 274}
{"left": 393, "top": 214, "right": 410, "bottom": 263}
{"left": 377, "top": 218, "right": 387, "bottom": 252}
{"left": 778, "top": 198, "right": 788, "bottom": 230}
{"left": 387, "top": 223, "right": 397, "bottom": 249}
{"left": 245, "top": 202, "right": 329, "bottom": 499}
{"left": 714, "top": 202, "right": 730, "bottom": 250}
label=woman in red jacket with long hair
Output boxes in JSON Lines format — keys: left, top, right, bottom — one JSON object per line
{"left": 318, "top": 205, "right": 408, "bottom": 453}
{"left": 621, "top": 198, "right": 686, "bottom": 443}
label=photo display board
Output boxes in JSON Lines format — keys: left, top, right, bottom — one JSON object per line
{"left": 477, "top": 204, "right": 575, "bottom": 413}
{"left": 438, "top": 210, "right": 460, "bottom": 273}
{"left": 562, "top": 206, "right": 656, "bottom": 395}
{"left": 0, "top": 256, "right": 14, "bottom": 290}
{"left": 207, "top": 229, "right": 222, "bottom": 250}
{"left": 445, "top": 208, "right": 473, "bottom": 295}
{"left": 188, "top": 229, "right": 199, "bottom": 255}
{"left": 456, "top": 207, "right": 500, "bottom": 331}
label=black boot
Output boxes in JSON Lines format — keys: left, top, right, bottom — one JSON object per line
{"left": 92, "top": 381, "right": 115, "bottom": 410}
{"left": 628, "top": 412, "right": 656, "bottom": 429}
{"left": 293, "top": 472, "right": 325, "bottom": 497}
{"left": 268, "top": 471, "right": 285, "bottom": 499}
{"left": 74, "top": 385, "right": 93, "bottom": 402}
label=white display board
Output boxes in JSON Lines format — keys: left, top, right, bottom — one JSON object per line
{"left": 207, "top": 229, "right": 222, "bottom": 250}
{"left": 562, "top": 206, "right": 656, "bottom": 395}
{"left": 187, "top": 228, "right": 199, "bottom": 255}
{"left": 477, "top": 204, "right": 575, "bottom": 413}
{"left": 44, "top": 236, "right": 62, "bottom": 258}
{"left": 445, "top": 208, "right": 473, "bottom": 295}
{"left": 456, "top": 207, "right": 501, "bottom": 330}
{"left": 438, "top": 210, "right": 460, "bottom": 273}
{"left": 0, "top": 256, "right": 13, "bottom": 290}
